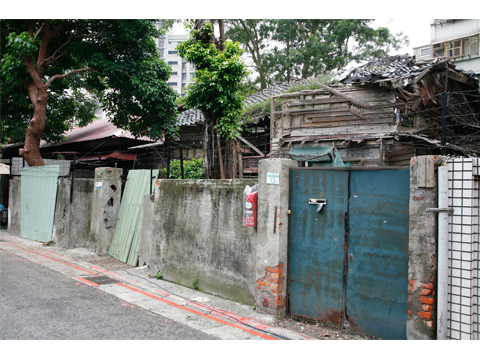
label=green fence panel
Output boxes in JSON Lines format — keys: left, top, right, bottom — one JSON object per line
{"left": 108, "top": 169, "right": 158, "bottom": 265}
{"left": 21, "top": 165, "right": 60, "bottom": 242}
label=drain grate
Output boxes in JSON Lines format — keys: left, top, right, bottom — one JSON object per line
{"left": 82, "top": 275, "right": 120, "bottom": 285}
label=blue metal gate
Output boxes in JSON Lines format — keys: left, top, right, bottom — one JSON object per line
{"left": 289, "top": 167, "right": 409, "bottom": 339}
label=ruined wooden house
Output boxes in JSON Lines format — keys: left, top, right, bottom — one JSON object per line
{"left": 270, "top": 55, "right": 480, "bottom": 167}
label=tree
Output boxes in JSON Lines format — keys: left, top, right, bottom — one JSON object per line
{"left": 177, "top": 21, "right": 248, "bottom": 179}
{"left": 1, "top": 20, "right": 179, "bottom": 166}
{"left": 226, "top": 19, "right": 408, "bottom": 88}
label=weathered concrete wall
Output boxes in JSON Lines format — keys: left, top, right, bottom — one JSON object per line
{"left": 407, "top": 156, "right": 442, "bottom": 339}
{"left": 53, "top": 178, "right": 94, "bottom": 248}
{"left": 147, "top": 179, "right": 257, "bottom": 305}
{"left": 88, "top": 168, "right": 122, "bottom": 255}
{"left": 8, "top": 178, "right": 21, "bottom": 236}
{"left": 255, "top": 158, "right": 297, "bottom": 316}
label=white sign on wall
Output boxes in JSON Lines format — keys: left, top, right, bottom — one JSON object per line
{"left": 266, "top": 172, "right": 280, "bottom": 185}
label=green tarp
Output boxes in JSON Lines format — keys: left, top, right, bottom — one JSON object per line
{"left": 289, "top": 146, "right": 345, "bottom": 167}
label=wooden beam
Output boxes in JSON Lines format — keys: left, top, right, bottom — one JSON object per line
{"left": 237, "top": 136, "right": 265, "bottom": 157}
{"left": 446, "top": 68, "right": 478, "bottom": 87}
{"left": 348, "top": 105, "right": 365, "bottom": 120}
{"left": 312, "top": 82, "right": 371, "bottom": 109}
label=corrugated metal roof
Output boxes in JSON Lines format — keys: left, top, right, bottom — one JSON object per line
{"left": 80, "top": 151, "right": 136, "bottom": 161}
{"left": 40, "top": 119, "right": 154, "bottom": 148}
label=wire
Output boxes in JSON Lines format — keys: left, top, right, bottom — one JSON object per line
{"left": 123, "top": 269, "right": 293, "bottom": 340}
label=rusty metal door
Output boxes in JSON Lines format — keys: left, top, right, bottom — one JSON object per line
{"left": 288, "top": 167, "right": 409, "bottom": 339}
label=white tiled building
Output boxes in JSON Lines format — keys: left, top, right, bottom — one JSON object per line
{"left": 156, "top": 23, "right": 196, "bottom": 97}
{"left": 413, "top": 19, "right": 480, "bottom": 75}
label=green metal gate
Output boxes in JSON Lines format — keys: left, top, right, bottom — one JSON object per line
{"left": 108, "top": 169, "right": 159, "bottom": 265}
{"left": 21, "top": 165, "right": 60, "bottom": 242}
{"left": 289, "top": 167, "right": 410, "bottom": 339}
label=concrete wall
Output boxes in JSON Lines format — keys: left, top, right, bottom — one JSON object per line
{"left": 144, "top": 179, "right": 258, "bottom": 305}
{"left": 8, "top": 178, "right": 21, "bottom": 236}
{"left": 53, "top": 178, "right": 94, "bottom": 248}
{"left": 88, "top": 168, "right": 122, "bottom": 255}
{"left": 255, "top": 158, "right": 297, "bottom": 316}
{"left": 407, "top": 156, "right": 442, "bottom": 339}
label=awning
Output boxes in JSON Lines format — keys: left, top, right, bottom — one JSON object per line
{"left": 289, "top": 146, "right": 345, "bottom": 167}
{"left": 80, "top": 151, "right": 136, "bottom": 161}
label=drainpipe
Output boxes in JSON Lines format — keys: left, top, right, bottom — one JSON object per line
{"left": 437, "top": 164, "right": 449, "bottom": 339}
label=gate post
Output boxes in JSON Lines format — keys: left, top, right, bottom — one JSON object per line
{"left": 88, "top": 167, "right": 122, "bottom": 255}
{"left": 256, "top": 158, "right": 297, "bottom": 317}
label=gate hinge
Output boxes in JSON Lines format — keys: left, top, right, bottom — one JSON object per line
{"left": 426, "top": 207, "right": 454, "bottom": 213}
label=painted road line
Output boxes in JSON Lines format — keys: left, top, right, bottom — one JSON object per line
{"left": 116, "top": 283, "right": 279, "bottom": 340}
{"left": 2, "top": 241, "right": 98, "bottom": 276}
{"left": 76, "top": 277, "right": 100, "bottom": 287}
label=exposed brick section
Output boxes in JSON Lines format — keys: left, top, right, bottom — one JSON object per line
{"left": 256, "top": 263, "right": 286, "bottom": 317}
{"left": 408, "top": 276, "right": 436, "bottom": 336}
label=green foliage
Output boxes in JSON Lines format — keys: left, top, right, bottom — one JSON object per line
{"left": 0, "top": 20, "right": 179, "bottom": 145}
{"left": 177, "top": 22, "right": 248, "bottom": 140}
{"left": 162, "top": 158, "right": 204, "bottom": 179}
{"left": 191, "top": 278, "right": 199, "bottom": 290}
{"left": 156, "top": 270, "right": 162, "bottom": 279}
{"left": 226, "top": 19, "right": 408, "bottom": 88}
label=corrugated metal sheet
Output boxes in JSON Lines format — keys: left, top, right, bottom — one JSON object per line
{"left": 108, "top": 169, "right": 159, "bottom": 265}
{"left": 21, "top": 165, "right": 60, "bottom": 242}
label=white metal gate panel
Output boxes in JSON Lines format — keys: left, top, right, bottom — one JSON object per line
{"left": 446, "top": 158, "right": 479, "bottom": 340}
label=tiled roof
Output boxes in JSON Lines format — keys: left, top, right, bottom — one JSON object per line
{"left": 177, "top": 78, "right": 313, "bottom": 126}
{"left": 339, "top": 54, "right": 478, "bottom": 86}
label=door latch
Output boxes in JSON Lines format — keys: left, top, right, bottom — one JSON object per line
{"left": 309, "top": 199, "right": 327, "bottom": 213}
{"left": 348, "top": 253, "right": 354, "bottom": 261}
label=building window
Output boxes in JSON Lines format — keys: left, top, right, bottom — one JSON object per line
{"left": 172, "top": 72, "right": 178, "bottom": 76}
{"left": 421, "top": 48, "right": 430, "bottom": 57}
{"left": 432, "top": 35, "right": 479, "bottom": 58}
{"left": 168, "top": 50, "right": 178, "bottom": 55}
{"left": 168, "top": 82, "right": 177, "bottom": 86}
{"left": 168, "top": 61, "right": 178, "bottom": 66}
{"left": 182, "top": 83, "right": 186, "bottom": 88}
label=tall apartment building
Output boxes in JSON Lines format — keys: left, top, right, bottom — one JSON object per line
{"left": 156, "top": 23, "right": 196, "bottom": 97}
{"left": 413, "top": 19, "right": 480, "bottom": 75}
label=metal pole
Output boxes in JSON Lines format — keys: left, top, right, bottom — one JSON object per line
{"left": 441, "top": 92, "right": 448, "bottom": 156}
{"left": 180, "top": 145, "right": 184, "bottom": 179}
{"left": 437, "top": 165, "right": 449, "bottom": 339}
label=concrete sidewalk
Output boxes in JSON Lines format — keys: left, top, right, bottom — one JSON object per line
{"left": 0, "top": 230, "right": 314, "bottom": 340}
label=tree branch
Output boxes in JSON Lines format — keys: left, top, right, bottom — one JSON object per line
{"left": 46, "top": 67, "right": 97, "bottom": 87}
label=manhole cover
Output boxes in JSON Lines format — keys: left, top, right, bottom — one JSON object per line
{"left": 82, "top": 275, "right": 120, "bottom": 285}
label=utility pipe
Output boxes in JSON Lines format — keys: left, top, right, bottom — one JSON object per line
{"left": 437, "top": 164, "right": 449, "bottom": 340}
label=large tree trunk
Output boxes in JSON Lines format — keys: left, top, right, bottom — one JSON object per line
{"left": 19, "top": 83, "right": 48, "bottom": 166}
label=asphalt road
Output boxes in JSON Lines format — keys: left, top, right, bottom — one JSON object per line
{"left": 0, "top": 250, "right": 216, "bottom": 340}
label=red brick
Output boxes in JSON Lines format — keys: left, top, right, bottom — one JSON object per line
{"left": 408, "top": 286, "right": 416, "bottom": 292}
{"left": 418, "top": 311, "right": 432, "bottom": 319}
{"left": 408, "top": 309, "right": 411, "bottom": 315}
{"left": 277, "top": 263, "right": 284, "bottom": 269}
{"left": 408, "top": 280, "right": 417, "bottom": 286}
{"left": 265, "top": 271, "right": 272, "bottom": 277}
{"left": 257, "top": 280, "right": 270, "bottom": 288}
{"left": 266, "top": 267, "right": 283, "bottom": 274}
{"left": 256, "top": 285, "right": 262, "bottom": 290}
{"left": 424, "top": 320, "right": 433, "bottom": 328}
{"left": 408, "top": 295, "right": 411, "bottom": 300}
{"left": 271, "top": 283, "right": 280, "bottom": 290}
{"left": 419, "top": 296, "right": 434, "bottom": 305}
{"left": 267, "top": 277, "right": 282, "bottom": 284}
{"left": 421, "top": 283, "right": 434, "bottom": 290}
{"left": 420, "top": 289, "right": 432, "bottom": 296}
{"left": 421, "top": 304, "right": 433, "bottom": 311}
{"left": 270, "top": 288, "right": 282, "bottom": 294}
{"left": 271, "top": 273, "right": 280, "bottom": 279}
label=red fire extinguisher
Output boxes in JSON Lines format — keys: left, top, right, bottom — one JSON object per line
{"left": 244, "top": 185, "right": 258, "bottom": 227}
